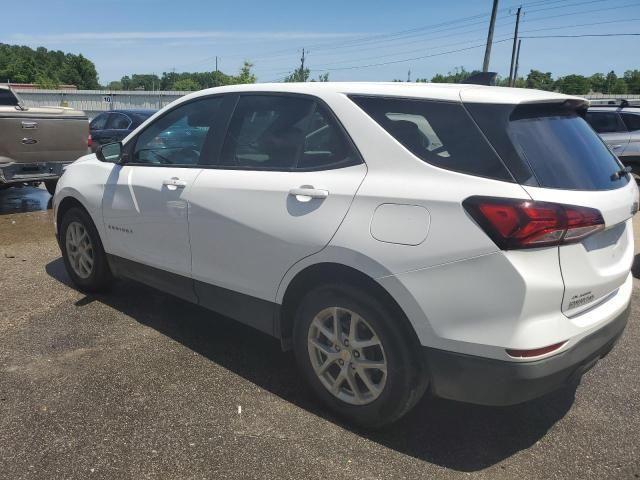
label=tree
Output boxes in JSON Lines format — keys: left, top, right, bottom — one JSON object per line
{"left": 314, "top": 72, "right": 330, "bottom": 82}
{"left": 556, "top": 74, "right": 590, "bottom": 95}
{"left": 106, "top": 81, "right": 123, "bottom": 90}
{"left": 235, "top": 61, "right": 256, "bottom": 84}
{"left": 285, "top": 66, "right": 310, "bottom": 82}
{"left": 430, "top": 67, "right": 479, "bottom": 83}
{"left": 589, "top": 73, "right": 606, "bottom": 93}
{"left": 172, "top": 78, "right": 200, "bottom": 91}
{"left": 526, "top": 70, "right": 555, "bottom": 91}
{"left": 605, "top": 71, "right": 618, "bottom": 94}
{"left": 623, "top": 70, "right": 640, "bottom": 94}
{"left": 611, "top": 78, "right": 628, "bottom": 94}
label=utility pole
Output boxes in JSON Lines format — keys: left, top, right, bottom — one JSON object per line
{"left": 508, "top": 6, "right": 522, "bottom": 86}
{"left": 215, "top": 56, "right": 218, "bottom": 75}
{"left": 299, "top": 48, "right": 307, "bottom": 81}
{"left": 407, "top": 69, "right": 411, "bottom": 82}
{"left": 482, "top": 0, "right": 500, "bottom": 72}
{"left": 512, "top": 39, "right": 522, "bottom": 87}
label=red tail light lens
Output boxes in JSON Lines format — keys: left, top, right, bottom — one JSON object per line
{"left": 463, "top": 196, "right": 604, "bottom": 250}
{"left": 88, "top": 133, "right": 92, "bottom": 148}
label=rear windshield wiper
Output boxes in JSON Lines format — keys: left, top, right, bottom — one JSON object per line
{"left": 611, "top": 166, "right": 632, "bottom": 181}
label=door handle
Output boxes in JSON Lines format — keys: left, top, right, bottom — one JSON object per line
{"left": 289, "top": 186, "right": 329, "bottom": 200}
{"left": 21, "top": 121, "right": 38, "bottom": 129}
{"left": 162, "top": 177, "right": 187, "bottom": 189}
{"left": 612, "top": 145, "right": 623, "bottom": 150}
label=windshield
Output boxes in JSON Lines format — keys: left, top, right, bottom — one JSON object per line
{"left": 509, "top": 114, "right": 627, "bottom": 191}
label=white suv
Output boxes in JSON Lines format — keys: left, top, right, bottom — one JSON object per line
{"left": 53, "top": 83, "right": 637, "bottom": 427}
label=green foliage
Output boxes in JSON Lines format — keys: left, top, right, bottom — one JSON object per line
{"left": 0, "top": 43, "right": 99, "bottom": 89}
{"left": 526, "top": 70, "right": 555, "bottom": 91}
{"left": 236, "top": 61, "right": 257, "bottom": 84}
{"left": 171, "top": 78, "right": 200, "bottom": 91}
{"left": 285, "top": 66, "right": 310, "bottom": 82}
{"left": 556, "top": 74, "right": 590, "bottom": 95}
{"left": 623, "top": 70, "right": 640, "bottom": 94}
{"left": 430, "top": 67, "right": 481, "bottom": 84}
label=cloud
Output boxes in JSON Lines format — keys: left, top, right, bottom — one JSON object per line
{"left": 10, "top": 30, "right": 364, "bottom": 43}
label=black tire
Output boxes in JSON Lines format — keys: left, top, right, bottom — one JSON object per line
{"left": 293, "top": 284, "right": 428, "bottom": 429}
{"left": 59, "top": 206, "right": 113, "bottom": 292}
{"left": 45, "top": 180, "right": 58, "bottom": 195}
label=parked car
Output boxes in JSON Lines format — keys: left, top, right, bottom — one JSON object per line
{"left": 0, "top": 85, "right": 89, "bottom": 195}
{"left": 585, "top": 101, "right": 640, "bottom": 178}
{"left": 53, "top": 83, "right": 637, "bottom": 428}
{"left": 89, "top": 109, "right": 155, "bottom": 152}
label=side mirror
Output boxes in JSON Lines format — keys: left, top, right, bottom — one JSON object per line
{"left": 96, "top": 142, "right": 123, "bottom": 163}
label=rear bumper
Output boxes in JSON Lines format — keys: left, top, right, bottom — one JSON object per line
{"left": 423, "top": 303, "right": 630, "bottom": 406}
{"left": 0, "top": 161, "right": 69, "bottom": 184}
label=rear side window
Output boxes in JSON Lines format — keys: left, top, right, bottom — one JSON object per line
{"left": 90, "top": 113, "right": 108, "bottom": 130}
{"left": 509, "top": 114, "right": 628, "bottom": 190}
{"left": 622, "top": 113, "right": 640, "bottom": 132}
{"left": 585, "top": 111, "right": 626, "bottom": 133}
{"left": 0, "top": 89, "right": 18, "bottom": 106}
{"left": 219, "top": 95, "right": 360, "bottom": 170}
{"left": 107, "top": 113, "right": 131, "bottom": 130}
{"left": 350, "top": 96, "right": 512, "bottom": 181}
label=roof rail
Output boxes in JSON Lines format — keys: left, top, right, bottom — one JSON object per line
{"left": 590, "top": 98, "right": 640, "bottom": 107}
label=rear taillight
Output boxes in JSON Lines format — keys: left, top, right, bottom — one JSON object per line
{"left": 463, "top": 196, "right": 604, "bottom": 250}
{"left": 88, "top": 133, "right": 92, "bottom": 148}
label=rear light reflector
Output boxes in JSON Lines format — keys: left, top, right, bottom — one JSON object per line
{"left": 88, "top": 133, "right": 92, "bottom": 148}
{"left": 506, "top": 341, "right": 566, "bottom": 358}
{"left": 463, "top": 196, "right": 604, "bottom": 250}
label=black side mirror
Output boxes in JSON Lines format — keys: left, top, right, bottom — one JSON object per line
{"left": 96, "top": 141, "right": 123, "bottom": 163}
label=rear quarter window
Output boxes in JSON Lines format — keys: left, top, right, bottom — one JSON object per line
{"left": 349, "top": 96, "right": 513, "bottom": 182}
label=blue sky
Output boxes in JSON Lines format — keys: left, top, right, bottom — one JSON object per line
{"left": 2, "top": 0, "right": 640, "bottom": 84}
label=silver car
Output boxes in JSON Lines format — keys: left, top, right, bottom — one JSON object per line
{"left": 586, "top": 103, "right": 640, "bottom": 178}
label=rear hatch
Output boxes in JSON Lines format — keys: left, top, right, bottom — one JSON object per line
{"left": 465, "top": 94, "right": 638, "bottom": 316}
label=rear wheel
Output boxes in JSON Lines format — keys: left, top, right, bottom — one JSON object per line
{"left": 293, "top": 284, "right": 427, "bottom": 428}
{"left": 60, "top": 207, "right": 112, "bottom": 292}
{"left": 45, "top": 180, "right": 58, "bottom": 195}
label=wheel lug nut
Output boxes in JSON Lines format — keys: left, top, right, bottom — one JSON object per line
{"left": 338, "top": 359, "right": 344, "bottom": 366}
{"left": 335, "top": 345, "right": 341, "bottom": 351}
{"left": 344, "top": 339, "right": 349, "bottom": 347}
{"left": 353, "top": 351, "right": 360, "bottom": 358}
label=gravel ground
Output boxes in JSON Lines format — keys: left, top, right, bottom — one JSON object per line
{"left": 0, "top": 186, "right": 639, "bottom": 480}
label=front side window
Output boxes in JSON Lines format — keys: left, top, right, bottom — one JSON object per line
{"left": 585, "top": 111, "right": 626, "bottom": 134}
{"left": 622, "top": 113, "right": 640, "bottom": 132}
{"left": 219, "top": 95, "right": 359, "bottom": 170}
{"left": 350, "top": 96, "right": 511, "bottom": 181}
{"left": 132, "top": 97, "right": 222, "bottom": 166}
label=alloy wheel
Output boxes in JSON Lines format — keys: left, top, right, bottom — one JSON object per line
{"left": 307, "top": 307, "right": 387, "bottom": 405}
{"left": 65, "top": 221, "right": 94, "bottom": 279}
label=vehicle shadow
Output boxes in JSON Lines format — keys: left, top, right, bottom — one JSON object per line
{"left": 45, "top": 257, "right": 576, "bottom": 472}
{"left": 0, "top": 185, "right": 52, "bottom": 215}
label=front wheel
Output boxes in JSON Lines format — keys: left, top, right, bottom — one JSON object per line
{"left": 293, "top": 284, "right": 427, "bottom": 428}
{"left": 44, "top": 179, "right": 58, "bottom": 195}
{"left": 60, "top": 207, "right": 113, "bottom": 292}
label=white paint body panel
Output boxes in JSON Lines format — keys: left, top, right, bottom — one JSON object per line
{"left": 53, "top": 82, "right": 634, "bottom": 365}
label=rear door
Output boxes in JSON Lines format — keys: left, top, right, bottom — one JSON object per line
{"left": 585, "top": 110, "right": 630, "bottom": 157}
{"left": 621, "top": 112, "right": 640, "bottom": 158}
{"left": 187, "top": 94, "right": 366, "bottom": 307}
{"left": 507, "top": 111, "right": 638, "bottom": 316}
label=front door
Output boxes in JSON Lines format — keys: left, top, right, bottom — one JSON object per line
{"left": 101, "top": 95, "right": 226, "bottom": 299}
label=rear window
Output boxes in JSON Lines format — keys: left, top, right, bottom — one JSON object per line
{"left": 350, "top": 96, "right": 512, "bottom": 182}
{"left": 509, "top": 114, "right": 628, "bottom": 191}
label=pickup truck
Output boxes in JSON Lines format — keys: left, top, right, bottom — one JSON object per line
{"left": 0, "top": 85, "right": 89, "bottom": 195}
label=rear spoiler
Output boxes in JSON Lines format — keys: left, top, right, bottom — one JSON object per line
{"left": 459, "top": 72, "right": 498, "bottom": 86}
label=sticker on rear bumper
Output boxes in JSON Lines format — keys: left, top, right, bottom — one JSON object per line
{"left": 568, "top": 291, "right": 595, "bottom": 309}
